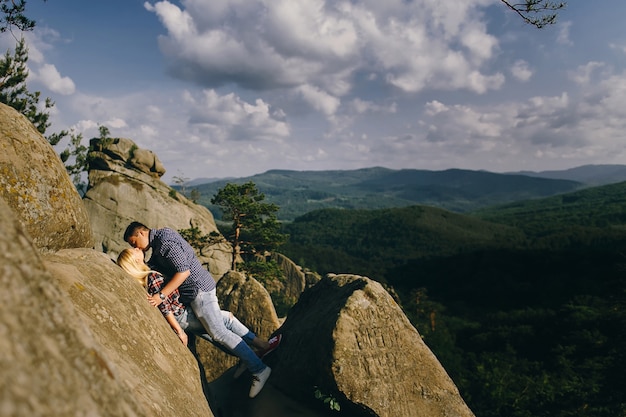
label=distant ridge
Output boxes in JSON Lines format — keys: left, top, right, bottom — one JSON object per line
{"left": 509, "top": 164, "right": 626, "bottom": 186}
{"left": 186, "top": 164, "right": 626, "bottom": 188}
{"left": 184, "top": 177, "right": 235, "bottom": 186}
{"left": 184, "top": 166, "right": 608, "bottom": 221}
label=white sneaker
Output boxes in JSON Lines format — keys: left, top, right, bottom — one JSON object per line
{"left": 233, "top": 361, "right": 247, "bottom": 379}
{"left": 249, "top": 366, "right": 271, "bottom": 398}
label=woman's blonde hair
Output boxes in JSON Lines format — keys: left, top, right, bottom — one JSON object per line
{"left": 116, "top": 248, "right": 156, "bottom": 288}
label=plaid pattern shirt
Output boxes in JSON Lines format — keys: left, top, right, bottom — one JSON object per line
{"left": 146, "top": 271, "right": 185, "bottom": 318}
{"left": 148, "top": 227, "right": 215, "bottom": 304}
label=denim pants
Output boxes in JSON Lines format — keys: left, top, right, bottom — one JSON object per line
{"left": 190, "top": 289, "right": 266, "bottom": 374}
{"left": 176, "top": 308, "right": 256, "bottom": 354}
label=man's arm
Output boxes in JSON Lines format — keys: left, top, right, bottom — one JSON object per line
{"left": 147, "top": 269, "right": 190, "bottom": 307}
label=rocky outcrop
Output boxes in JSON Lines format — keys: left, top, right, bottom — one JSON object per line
{"left": 0, "top": 198, "right": 212, "bottom": 416}
{"left": 304, "top": 269, "right": 322, "bottom": 288}
{"left": 270, "top": 252, "right": 307, "bottom": 299}
{"left": 267, "top": 273, "right": 476, "bottom": 417}
{"left": 0, "top": 103, "right": 93, "bottom": 252}
{"left": 83, "top": 137, "right": 231, "bottom": 278}
{"left": 44, "top": 248, "right": 213, "bottom": 416}
{"left": 195, "top": 270, "right": 281, "bottom": 381}
{"left": 1, "top": 104, "right": 476, "bottom": 417}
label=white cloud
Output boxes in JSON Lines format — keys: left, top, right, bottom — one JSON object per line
{"left": 186, "top": 89, "right": 290, "bottom": 142}
{"left": 557, "top": 21, "right": 573, "bottom": 46}
{"left": 568, "top": 62, "right": 606, "bottom": 85}
{"left": 294, "top": 85, "right": 341, "bottom": 116}
{"left": 350, "top": 98, "right": 396, "bottom": 114}
{"left": 146, "top": 0, "right": 504, "bottom": 98}
{"left": 32, "top": 64, "right": 76, "bottom": 95}
{"left": 609, "top": 42, "right": 626, "bottom": 55}
{"left": 510, "top": 60, "right": 533, "bottom": 82}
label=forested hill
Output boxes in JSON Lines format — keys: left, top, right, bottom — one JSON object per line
{"left": 281, "top": 205, "right": 524, "bottom": 279}
{"left": 191, "top": 167, "right": 583, "bottom": 221}
{"left": 473, "top": 179, "right": 626, "bottom": 235}
{"left": 278, "top": 181, "right": 626, "bottom": 417}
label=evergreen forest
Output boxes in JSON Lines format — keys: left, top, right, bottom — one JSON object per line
{"left": 279, "top": 181, "right": 626, "bottom": 417}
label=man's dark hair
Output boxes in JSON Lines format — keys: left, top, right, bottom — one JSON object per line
{"left": 123, "top": 221, "right": 149, "bottom": 242}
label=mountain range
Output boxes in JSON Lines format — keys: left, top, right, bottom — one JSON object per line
{"left": 182, "top": 164, "right": 626, "bottom": 221}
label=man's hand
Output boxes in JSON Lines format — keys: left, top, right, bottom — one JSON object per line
{"left": 148, "top": 293, "right": 163, "bottom": 307}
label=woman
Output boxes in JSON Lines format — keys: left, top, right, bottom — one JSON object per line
{"left": 116, "top": 248, "right": 280, "bottom": 360}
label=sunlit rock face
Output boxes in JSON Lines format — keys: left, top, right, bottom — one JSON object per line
{"left": 0, "top": 198, "right": 213, "bottom": 416}
{"left": 0, "top": 102, "right": 94, "bottom": 252}
{"left": 267, "top": 273, "right": 477, "bottom": 417}
{"left": 83, "top": 136, "right": 232, "bottom": 279}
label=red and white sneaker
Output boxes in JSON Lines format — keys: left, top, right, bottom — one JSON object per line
{"left": 256, "top": 334, "right": 282, "bottom": 358}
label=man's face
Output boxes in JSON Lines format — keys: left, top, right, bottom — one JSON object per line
{"left": 127, "top": 229, "right": 149, "bottom": 252}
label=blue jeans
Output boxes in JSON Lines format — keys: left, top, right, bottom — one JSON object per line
{"left": 176, "top": 308, "right": 256, "bottom": 354}
{"left": 190, "top": 289, "right": 266, "bottom": 374}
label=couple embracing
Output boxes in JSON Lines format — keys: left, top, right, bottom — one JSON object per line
{"left": 117, "top": 221, "right": 281, "bottom": 398}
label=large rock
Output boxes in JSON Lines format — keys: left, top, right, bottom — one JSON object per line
{"left": 83, "top": 137, "right": 231, "bottom": 278}
{"left": 270, "top": 252, "right": 306, "bottom": 300}
{"left": 267, "top": 273, "right": 476, "bottom": 417}
{"left": 0, "top": 198, "right": 191, "bottom": 416}
{"left": 195, "top": 270, "right": 281, "bottom": 381}
{"left": 43, "top": 247, "right": 213, "bottom": 417}
{"left": 0, "top": 102, "right": 94, "bottom": 252}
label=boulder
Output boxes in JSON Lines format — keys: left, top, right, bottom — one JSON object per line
{"left": 266, "top": 273, "right": 476, "bottom": 417}
{"left": 0, "top": 198, "right": 198, "bottom": 416}
{"left": 270, "top": 252, "right": 306, "bottom": 300}
{"left": 0, "top": 102, "right": 94, "bottom": 252}
{"left": 195, "top": 270, "right": 281, "bottom": 381}
{"left": 43, "top": 247, "right": 213, "bottom": 417}
{"left": 83, "top": 137, "right": 231, "bottom": 278}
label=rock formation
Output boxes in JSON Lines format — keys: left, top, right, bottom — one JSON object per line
{"left": 270, "top": 252, "right": 307, "bottom": 300}
{"left": 0, "top": 103, "right": 93, "bottom": 252}
{"left": 1, "top": 103, "right": 476, "bottom": 417}
{"left": 266, "top": 273, "right": 476, "bottom": 417}
{"left": 43, "top": 248, "right": 214, "bottom": 417}
{"left": 83, "top": 137, "right": 231, "bottom": 278}
{"left": 0, "top": 198, "right": 212, "bottom": 416}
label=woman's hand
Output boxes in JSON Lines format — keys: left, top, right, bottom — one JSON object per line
{"left": 177, "top": 331, "right": 188, "bottom": 346}
{"left": 147, "top": 293, "right": 163, "bottom": 307}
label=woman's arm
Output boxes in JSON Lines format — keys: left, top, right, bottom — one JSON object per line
{"left": 164, "top": 312, "right": 188, "bottom": 346}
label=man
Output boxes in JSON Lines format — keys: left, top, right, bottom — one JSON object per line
{"left": 124, "top": 221, "right": 277, "bottom": 398}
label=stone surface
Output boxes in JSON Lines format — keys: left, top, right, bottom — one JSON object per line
{"left": 0, "top": 199, "right": 154, "bottom": 416}
{"left": 1, "top": 104, "right": 477, "bottom": 417}
{"left": 43, "top": 248, "right": 214, "bottom": 417}
{"left": 270, "top": 252, "right": 306, "bottom": 300}
{"left": 267, "top": 273, "right": 476, "bottom": 417}
{"left": 83, "top": 137, "right": 232, "bottom": 278}
{"left": 0, "top": 102, "right": 94, "bottom": 252}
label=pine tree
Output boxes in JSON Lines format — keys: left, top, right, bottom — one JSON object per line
{"left": 211, "top": 181, "right": 287, "bottom": 270}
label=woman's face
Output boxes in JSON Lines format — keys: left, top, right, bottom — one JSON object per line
{"left": 131, "top": 247, "right": 145, "bottom": 265}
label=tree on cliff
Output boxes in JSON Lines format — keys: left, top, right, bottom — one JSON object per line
{"left": 0, "top": 1, "right": 83, "bottom": 192}
{"left": 500, "top": 0, "right": 566, "bottom": 28}
{"left": 0, "top": 0, "right": 42, "bottom": 33}
{"left": 0, "top": 37, "right": 53, "bottom": 135}
{"left": 1, "top": 0, "right": 95, "bottom": 192}
{"left": 211, "top": 181, "right": 287, "bottom": 271}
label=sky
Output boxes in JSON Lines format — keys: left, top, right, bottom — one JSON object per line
{"left": 3, "top": 0, "right": 626, "bottom": 184}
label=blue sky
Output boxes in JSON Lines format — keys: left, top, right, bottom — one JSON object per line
{"left": 4, "top": 0, "right": 626, "bottom": 183}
